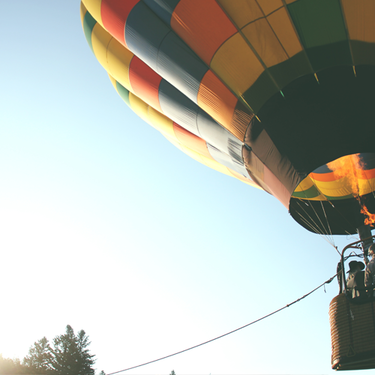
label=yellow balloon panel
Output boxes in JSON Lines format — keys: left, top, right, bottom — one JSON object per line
{"left": 90, "top": 23, "right": 133, "bottom": 91}
{"left": 342, "top": 0, "right": 375, "bottom": 43}
{"left": 217, "top": 0, "right": 264, "bottom": 29}
{"left": 210, "top": 33, "right": 265, "bottom": 97}
{"left": 242, "top": 18, "right": 289, "bottom": 68}
{"left": 266, "top": 7, "right": 303, "bottom": 58}
{"left": 82, "top": 0, "right": 103, "bottom": 27}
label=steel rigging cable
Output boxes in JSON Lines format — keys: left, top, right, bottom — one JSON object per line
{"left": 107, "top": 273, "right": 337, "bottom": 375}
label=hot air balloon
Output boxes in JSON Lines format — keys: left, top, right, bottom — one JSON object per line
{"left": 80, "top": 0, "right": 375, "bottom": 370}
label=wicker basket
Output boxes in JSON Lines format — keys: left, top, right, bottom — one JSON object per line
{"left": 329, "top": 293, "right": 375, "bottom": 370}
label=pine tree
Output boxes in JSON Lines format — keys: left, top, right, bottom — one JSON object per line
{"left": 23, "top": 337, "right": 53, "bottom": 374}
{"left": 21, "top": 325, "right": 96, "bottom": 375}
{"left": 50, "top": 325, "right": 95, "bottom": 375}
{"left": 76, "top": 329, "right": 96, "bottom": 375}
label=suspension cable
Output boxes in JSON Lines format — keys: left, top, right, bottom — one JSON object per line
{"left": 320, "top": 200, "right": 334, "bottom": 243}
{"left": 295, "top": 172, "right": 362, "bottom": 248}
{"left": 106, "top": 273, "right": 337, "bottom": 375}
{"left": 294, "top": 200, "right": 337, "bottom": 248}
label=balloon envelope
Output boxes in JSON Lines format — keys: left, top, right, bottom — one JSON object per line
{"left": 80, "top": 0, "right": 375, "bottom": 236}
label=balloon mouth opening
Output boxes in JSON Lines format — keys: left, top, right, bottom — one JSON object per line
{"left": 293, "top": 152, "right": 375, "bottom": 202}
{"left": 290, "top": 153, "right": 375, "bottom": 235}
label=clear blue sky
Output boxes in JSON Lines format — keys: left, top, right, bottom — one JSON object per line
{"left": 0, "top": 2, "right": 370, "bottom": 374}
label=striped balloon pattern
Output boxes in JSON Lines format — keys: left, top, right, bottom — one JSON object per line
{"left": 80, "top": 0, "right": 375, "bottom": 236}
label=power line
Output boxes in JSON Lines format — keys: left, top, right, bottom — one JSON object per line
{"left": 107, "top": 274, "right": 337, "bottom": 375}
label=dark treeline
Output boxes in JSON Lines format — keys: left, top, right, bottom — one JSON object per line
{"left": 0, "top": 325, "right": 104, "bottom": 375}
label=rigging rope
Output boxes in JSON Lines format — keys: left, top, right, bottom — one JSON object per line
{"left": 106, "top": 273, "right": 337, "bottom": 375}
{"left": 294, "top": 199, "right": 338, "bottom": 250}
{"left": 294, "top": 176, "right": 336, "bottom": 244}
{"left": 294, "top": 166, "right": 367, "bottom": 248}
{"left": 320, "top": 200, "right": 334, "bottom": 244}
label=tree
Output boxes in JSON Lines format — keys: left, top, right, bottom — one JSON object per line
{"left": 21, "top": 325, "right": 96, "bottom": 375}
{"left": 23, "top": 337, "right": 53, "bottom": 374}
{"left": 0, "top": 355, "right": 27, "bottom": 375}
{"left": 49, "top": 325, "right": 95, "bottom": 375}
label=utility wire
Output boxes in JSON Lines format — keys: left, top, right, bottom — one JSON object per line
{"left": 107, "top": 273, "right": 337, "bottom": 375}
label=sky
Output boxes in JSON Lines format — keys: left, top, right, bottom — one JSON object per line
{"left": 0, "top": 1, "right": 372, "bottom": 375}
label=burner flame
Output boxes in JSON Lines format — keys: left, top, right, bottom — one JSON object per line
{"left": 327, "top": 154, "right": 374, "bottom": 225}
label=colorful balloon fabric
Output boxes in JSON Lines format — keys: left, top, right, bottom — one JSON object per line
{"left": 80, "top": 0, "right": 375, "bottom": 236}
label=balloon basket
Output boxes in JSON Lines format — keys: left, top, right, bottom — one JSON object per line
{"left": 329, "top": 293, "right": 375, "bottom": 370}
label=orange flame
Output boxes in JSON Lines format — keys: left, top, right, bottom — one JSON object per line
{"left": 327, "top": 154, "right": 364, "bottom": 198}
{"left": 361, "top": 204, "right": 375, "bottom": 226}
{"left": 327, "top": 154, "right": 374, "bottom": 226}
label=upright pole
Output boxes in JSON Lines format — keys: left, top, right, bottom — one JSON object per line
{"left": 356, "top": 224, "right": 373, "bottom": 256}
